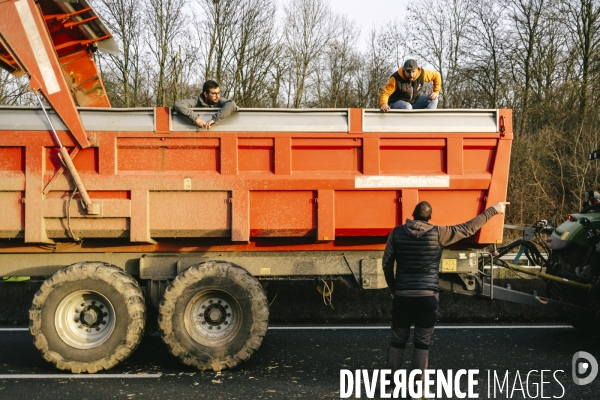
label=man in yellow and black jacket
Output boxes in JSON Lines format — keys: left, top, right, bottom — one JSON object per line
{"left": 380, "top": 59, "right": 441, "bottom": 111}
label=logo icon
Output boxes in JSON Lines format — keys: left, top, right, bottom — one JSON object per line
{"left": 572, "top": 351, "right": 598, "bottom": 385}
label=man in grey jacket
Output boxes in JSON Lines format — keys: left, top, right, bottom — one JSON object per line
{"left": 382, "top": 201, "right": 507, "bottom": 384}
{"left": 173, "top": 80, "right": 238, "bottom": 130}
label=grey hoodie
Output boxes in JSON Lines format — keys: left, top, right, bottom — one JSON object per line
{"left": 173, "top": 93, "right": 239, "bottom": 125}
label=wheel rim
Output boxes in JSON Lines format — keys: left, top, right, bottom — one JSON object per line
{"left": 184, "top": 289, "right": 242, "bottom": 347}
{"left": 55, "top": 290, "right": 116, "bottom": 349}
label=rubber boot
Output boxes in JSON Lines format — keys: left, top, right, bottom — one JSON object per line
{"left": 387, "top": 346, "right": 404, "bottom": 371}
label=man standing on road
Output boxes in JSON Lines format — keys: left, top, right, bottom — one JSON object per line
{"left": 173, "top": 80, "right": 238, "bottom": 130}
{"left": 380, "top": 59, "right": 441, "bottom": 111}
{"left": 382, "top": 201, "right": 508, "bottom": 379}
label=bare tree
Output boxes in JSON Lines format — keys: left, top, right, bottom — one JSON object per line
{"left": 0, "top": 70, "right": 31, "bottom": 105}
{"left": 355, "top": 27, "right": 402, "bottom": 108}
{"left": 94, "top": 0, "right": 144, "bottom": 107}
{"left": 283, "top": 0, "right": 338, "bottom": 108}
{"left": 560, "top": 0, "right": 600, "bottom": 119}
{"left": 314, "top": 16, "right": 361, "bottom": 107}
{"left": 230, "top": 0, "right": 280, "bottom": 107}
{"left": 145, "top": 0, "right": 189, "bottom": 106}
{"left": 465, "top": 0, "right": 507, "bottom": 108}
{"left": 504, "top": 0, "right": 553, "bottom": 133}
{"left": 407, "top": 0, "right": 473, "bottom": 108}
{"left": 196, "top": 0, "right": 238, "bottom": 96}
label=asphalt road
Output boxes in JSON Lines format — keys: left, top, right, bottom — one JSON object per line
{"left": 0, "top": 324, "right": 598, "bottom": 400}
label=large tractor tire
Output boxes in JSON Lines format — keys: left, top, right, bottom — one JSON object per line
{"left": 159, "top": 261, "right": 269, "bottom": 371}
{"left": 29, "top": 262, "right": 146, "bottom": 373}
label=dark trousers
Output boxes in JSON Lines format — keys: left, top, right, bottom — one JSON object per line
{"left": 387, "top": 295, "right": 439, "bottom": 372}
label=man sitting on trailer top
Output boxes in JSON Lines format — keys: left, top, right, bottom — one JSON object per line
{"left": 379, "top": 59, "right": 441, "bottom": 111}
{"left": 173, "top": 80, "right": 238, "bottom": 130}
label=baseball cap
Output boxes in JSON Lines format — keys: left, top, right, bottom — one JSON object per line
{"left": 403, "top": 59, "right": 418, "bottom": 71}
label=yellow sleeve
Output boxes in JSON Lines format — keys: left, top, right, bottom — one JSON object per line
{"left": 422, "top": 70, "right": 442, "bottom": 93}
{"left": 379, "top": 76, "right": 397, "bottom": 106}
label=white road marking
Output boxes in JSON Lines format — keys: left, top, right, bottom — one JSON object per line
{"left": 0, "top": 374, "right": 162, "bottom": 379}
{"left": 268, "top": 325, "right": 573, "bottom": 330}
{"left": 0, "top": 325, "right": 573, "bottom": 333}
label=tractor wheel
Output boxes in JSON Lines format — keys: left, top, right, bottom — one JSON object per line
{"left": 158, "top": 261, "right": 269, "bottom": 371}
{"left": 29, "top": 262, "right": 146, "bottom": 373}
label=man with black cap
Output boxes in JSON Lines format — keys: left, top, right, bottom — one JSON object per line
{"left": 382, "top": 200, "right": 508, "bottom": 395}
{"left": 380, "top": 59, "right": 441, "bottom": 111}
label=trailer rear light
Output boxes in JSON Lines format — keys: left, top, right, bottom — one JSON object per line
{"left": 568, "top": 214, "right": 578, "bottom": 222}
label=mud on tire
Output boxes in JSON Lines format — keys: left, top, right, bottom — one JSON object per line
{"left": 158, "top": 261, "right": 269, "bottom": 371}
{"left": 29, "top": 262, "right": 146, "bottom": 373}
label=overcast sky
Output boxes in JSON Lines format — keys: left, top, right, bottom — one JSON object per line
{"left": 328, "top": 0, "right": 408, "bottom": 32}
{"left": 278, "top": 0, "right": 409, "bottom": 50}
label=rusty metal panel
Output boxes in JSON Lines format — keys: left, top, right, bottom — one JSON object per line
{"left": 291, "top": 138, "right": 362, "bottom": 173}
{"left": 116, "top": 137, "right": 220, "bottom": 172}
{"left": 250, "top": 191, "right": 316, "bottom": 237}
{"left": 0, "top": 191, "right": 24, "bottom": 238}
{"left": 43, "top": 198, "right": 130, "bottom": 218}
{"left": 419, "top": 190, "right": 487, "bottom": 227}
{"left": 335, "top": 191, "right": 400, "bottom": 236}
{"left": 45, "top": 217, "right": 128, "bottom": 238}
{"left": 379, "top": 138, "right": 446, "bottom": 174}
{"left": 149, "top": 191, "right": 231, "bottom": 237}
{"left": 238, "top": 138, "right": 273, "bottom": 173}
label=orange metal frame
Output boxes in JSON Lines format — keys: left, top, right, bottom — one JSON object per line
{"left": 0, "top": 108, "right": 513, "bottom": 254}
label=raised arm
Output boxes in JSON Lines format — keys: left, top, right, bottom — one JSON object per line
{"left": 438, "top": 203, "right": 507, "bottom": 246}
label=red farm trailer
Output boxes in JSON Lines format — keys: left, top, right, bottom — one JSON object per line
{"left": 0, "top": 0, "right": 511, "bottom": 373}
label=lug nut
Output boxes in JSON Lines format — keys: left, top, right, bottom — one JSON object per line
{"left": 224, "top": 321, "right": 228, "bottom": 325}
{"left": 202, "top": 321, "right": 206, "bottom": 325}
{"left": 102, "top": 321, "right": 106, "bottom": 325}
{"left": 217, "top": 326, "right": 221, "bottom": 330}
{"left": 209, "top": 326, "right": 213, "bottom": 330}
{"left": 227, "top": 313, "right": 231, "bottom": 317}
{"left": 202, "top": 305, "right": 206, "bottom": 309}
{"left": 96, "top": 327, "right": 100, "bottom": 331}
{"left": 99, "top": 305, "right": 104, "bottom": 309}
{"left": 218, "top": 300, "right": 222, "bottom": 304}
{"left": 225, "top": 305, "right": 229, "bottom": 309}
{"left": 103, "top": 312, "right": 108, "bottom": 317}
{"left": 209, "top": 300, "right": 213, "bottom": 304}
{"left": 86, "top": 328, "right": 91, "bottom": 333}
{"left": 92, "top": 301, "right": 96, "bottom": 305}
{"left": 74, "top": 317, "right": 80, "bottom": 323}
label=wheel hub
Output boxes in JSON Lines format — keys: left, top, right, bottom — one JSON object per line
{"left": 55, "top": 290, "right": 115, "bottom": 349}
{"left": 184, "top": 291, "right": 240, "bottom": 346}
{"left": 204, "top": 304, "right": 227, "bottom": 325}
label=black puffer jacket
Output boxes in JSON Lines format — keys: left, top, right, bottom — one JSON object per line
{"left": 388, "top": 222, "right": 442, "bottom": 292}
{"left": 382, "top": 207, "right": 499, "bottom": 294}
